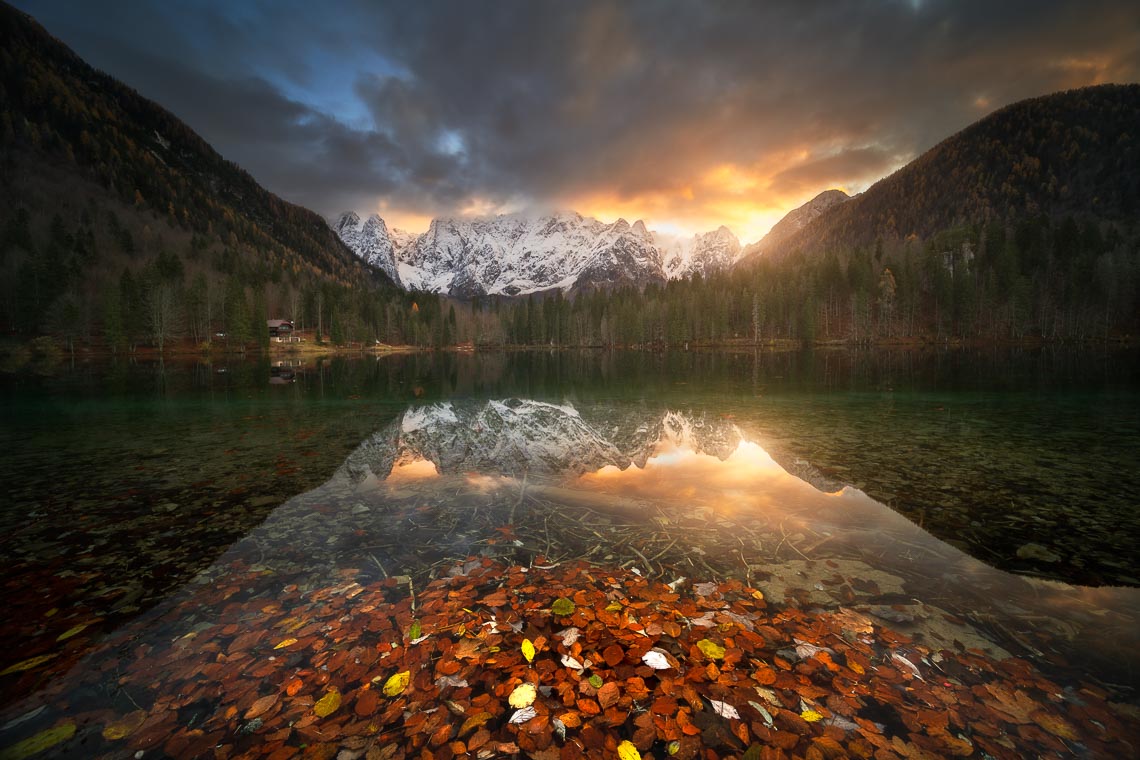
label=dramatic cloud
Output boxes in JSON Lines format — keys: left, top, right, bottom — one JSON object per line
{"left": 14, "top": 0, "right": 1140, "bottom": 241}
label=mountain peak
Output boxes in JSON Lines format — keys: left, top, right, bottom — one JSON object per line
{"left": 333, "top": 210, "right": 361, "bottom": 232}
{"left": 742, "top": 188, "right": 851, "bottom": 260}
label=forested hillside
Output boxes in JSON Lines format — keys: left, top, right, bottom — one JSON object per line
{"left": 754, "top": 84, "right": 1140, "bottom": 262}
{"left": 0, "top": 2, "right": 412, "bottom": 352}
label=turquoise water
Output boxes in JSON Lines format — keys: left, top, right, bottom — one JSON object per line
{"left": 0, "top": 347, "right": 1138, "bottom": 755}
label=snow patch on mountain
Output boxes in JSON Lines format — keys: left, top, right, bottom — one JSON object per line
{"left": 659, "top": 226, "right": 743, "bottom": 279}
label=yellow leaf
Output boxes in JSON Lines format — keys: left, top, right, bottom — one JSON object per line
{"left": 751, "top": 590, "right": 765, "bottom": 602}
{"left": 605, "top": 602, "right": 623, "bottom": 612}
{"left": 849, "top": 661, "right": 865, "bottom": 675}
{"left": 551, "top": 597, "right": 575, "bottom": 616}
{"left": 273, "top": 638, "right": 298, "bottom": 650}
{"left": 617, "top": 739, "right": 642, "bottom": 760}
{"left": 521, "top": 638, "right": 536, "bottom": 663}
{"left": 801, "top": 710, "right": 824, "bottom": 723}
{"left": 696, "top": 639, "right": 725, "bottom": 661}
{"left": 0, "top": 654, "right": 57, "bottom": 676}
{"left": 382, "top": 671, "right": 410, "bottom": 697}
{"left": 508, "top": 683, "right": 537, "bottom": 708}
{"left": 101, "top": 711, "right": 147, "bottom": 741}
{"left": 3, "top": 722, "right": 76, "bottom": 760}
{"left": 44, "top": 608, "right": 58, "bottom": 618}
{"left": 56, "top": 624, "right": 89, "bottom": 642}
{"left": 313, "top": 688, "right": 341, "bottom": 717}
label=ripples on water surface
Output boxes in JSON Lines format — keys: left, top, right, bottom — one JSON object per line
{"left": 0, "top": 348, "right": 1137, "bottom": 758}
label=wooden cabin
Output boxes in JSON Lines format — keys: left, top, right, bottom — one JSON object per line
{"left": 267, "top": 319, "right": 294, "bottom": 337}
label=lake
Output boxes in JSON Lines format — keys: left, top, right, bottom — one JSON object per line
{"left": 1, "top": 347, "right": 1138, "bottom": 758}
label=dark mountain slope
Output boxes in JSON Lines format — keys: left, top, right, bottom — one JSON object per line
{"left": 0, "top": 1, "right": 389, "bottom": 291}
{"left": 749, "top": 84, "right": 1140, "bottom": 262}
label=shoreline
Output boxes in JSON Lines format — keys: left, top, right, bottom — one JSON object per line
{"left": 2, "top": 333, "right": 1135, "bottom": 366}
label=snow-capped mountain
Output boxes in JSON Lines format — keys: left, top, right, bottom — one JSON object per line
{"left": 332, "top": 212, "right": 405, "bottom": 287}
{"left": 332, "top": 211, "right": 745, "bottom": 297}
{"left": 740, "top": 189, "right": 850, "bottom": 261}
{"left": 659, "top": 226, "right": 743, "bottom": 279}
{"left": 397, "top": 212, "right": 667, "bottom": 297}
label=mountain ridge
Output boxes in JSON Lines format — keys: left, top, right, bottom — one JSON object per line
{"left": 332, "top": 210, "right": 744, "bottom": 296}
{"left": 743, "top": 83, "right": 1140, "bottom": 263}
{"left": 742, "top": 189, "right": 851, "bottom": 260}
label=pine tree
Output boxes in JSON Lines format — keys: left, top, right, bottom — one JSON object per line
{"left": 251, "top": 288, "right": 270, "bottom": 351}
{"left": 224, "top": 276, "right": 251, "bottom": 348}
{"left": 102, "top": 285, "right": 124, "bottom": 352}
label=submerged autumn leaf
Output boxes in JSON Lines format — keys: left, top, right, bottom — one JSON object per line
{"left": 3, "top": 723, "right": 76, "bottom": 760}
{"left": 696, "top": 639, "right": 725, "bottom": 660}
{"left": 101, "top": 711, "right": 146, "bottom": 741}
{"left": 382, "top": 671, "right": 410, "bottom": 697}
{"left": 313, "top": 688, "right": 341, "bottom": 717}
{"left": 551, "top": 597, "right": 575, "bottom": 616}
{"left": 508, "top": 682, "right": 537, "bottom": 708}
{"left": 617, "top": 739, "right": 642, "bottom": 760}
{"left": 0, "top": 654, "right": 57, "bottom": 676}
{"left": 641, "top": 648, "right": 674, "bottom": 670}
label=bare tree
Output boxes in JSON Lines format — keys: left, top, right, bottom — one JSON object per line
{"left": 148, "top": 281, "right": 181, "bottom": 353}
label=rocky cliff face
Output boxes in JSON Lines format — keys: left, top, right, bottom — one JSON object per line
{"left": 332, "top": 212, "right": 404, "bottom": 286}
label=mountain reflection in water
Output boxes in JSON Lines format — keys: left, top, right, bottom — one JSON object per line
{"left": 235, "top": 398, "right": 1138, "bottom": 688}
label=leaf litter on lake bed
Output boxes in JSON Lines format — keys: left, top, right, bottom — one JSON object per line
{"left": 1, "top": 558, "right": 1137, "bottom": 760}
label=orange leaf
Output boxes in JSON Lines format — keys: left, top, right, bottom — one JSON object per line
{"left": 577, "top": 698, "right": 601, "bottom": 716}
{"left": 285, "top": 678, "right": 303, "bottom": 697}
{"left": 754, "top": 667, "right": 777, "bottom": 685}
{"left": 597, "top": 682, "right": 621, "bottom": 710}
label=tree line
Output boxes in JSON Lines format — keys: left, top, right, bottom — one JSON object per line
{"left": 7, "top": 204, "right": 1135, "bottom": 354}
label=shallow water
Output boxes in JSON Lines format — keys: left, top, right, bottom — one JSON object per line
{"left": 1, "top": 347, "right": 1138, "bottom": 755}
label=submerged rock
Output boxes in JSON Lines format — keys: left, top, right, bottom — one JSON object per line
{"left": 1017, "top": 542, "right": 1062, "bottom": 563}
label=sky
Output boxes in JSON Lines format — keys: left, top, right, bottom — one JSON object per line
{"left": 13, "top": 0, "right": 1140, "bottom": 243}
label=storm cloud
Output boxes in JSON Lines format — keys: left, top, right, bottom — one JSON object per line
{"left": 14, "top": 0, "right": 1140, "bottom": 241}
